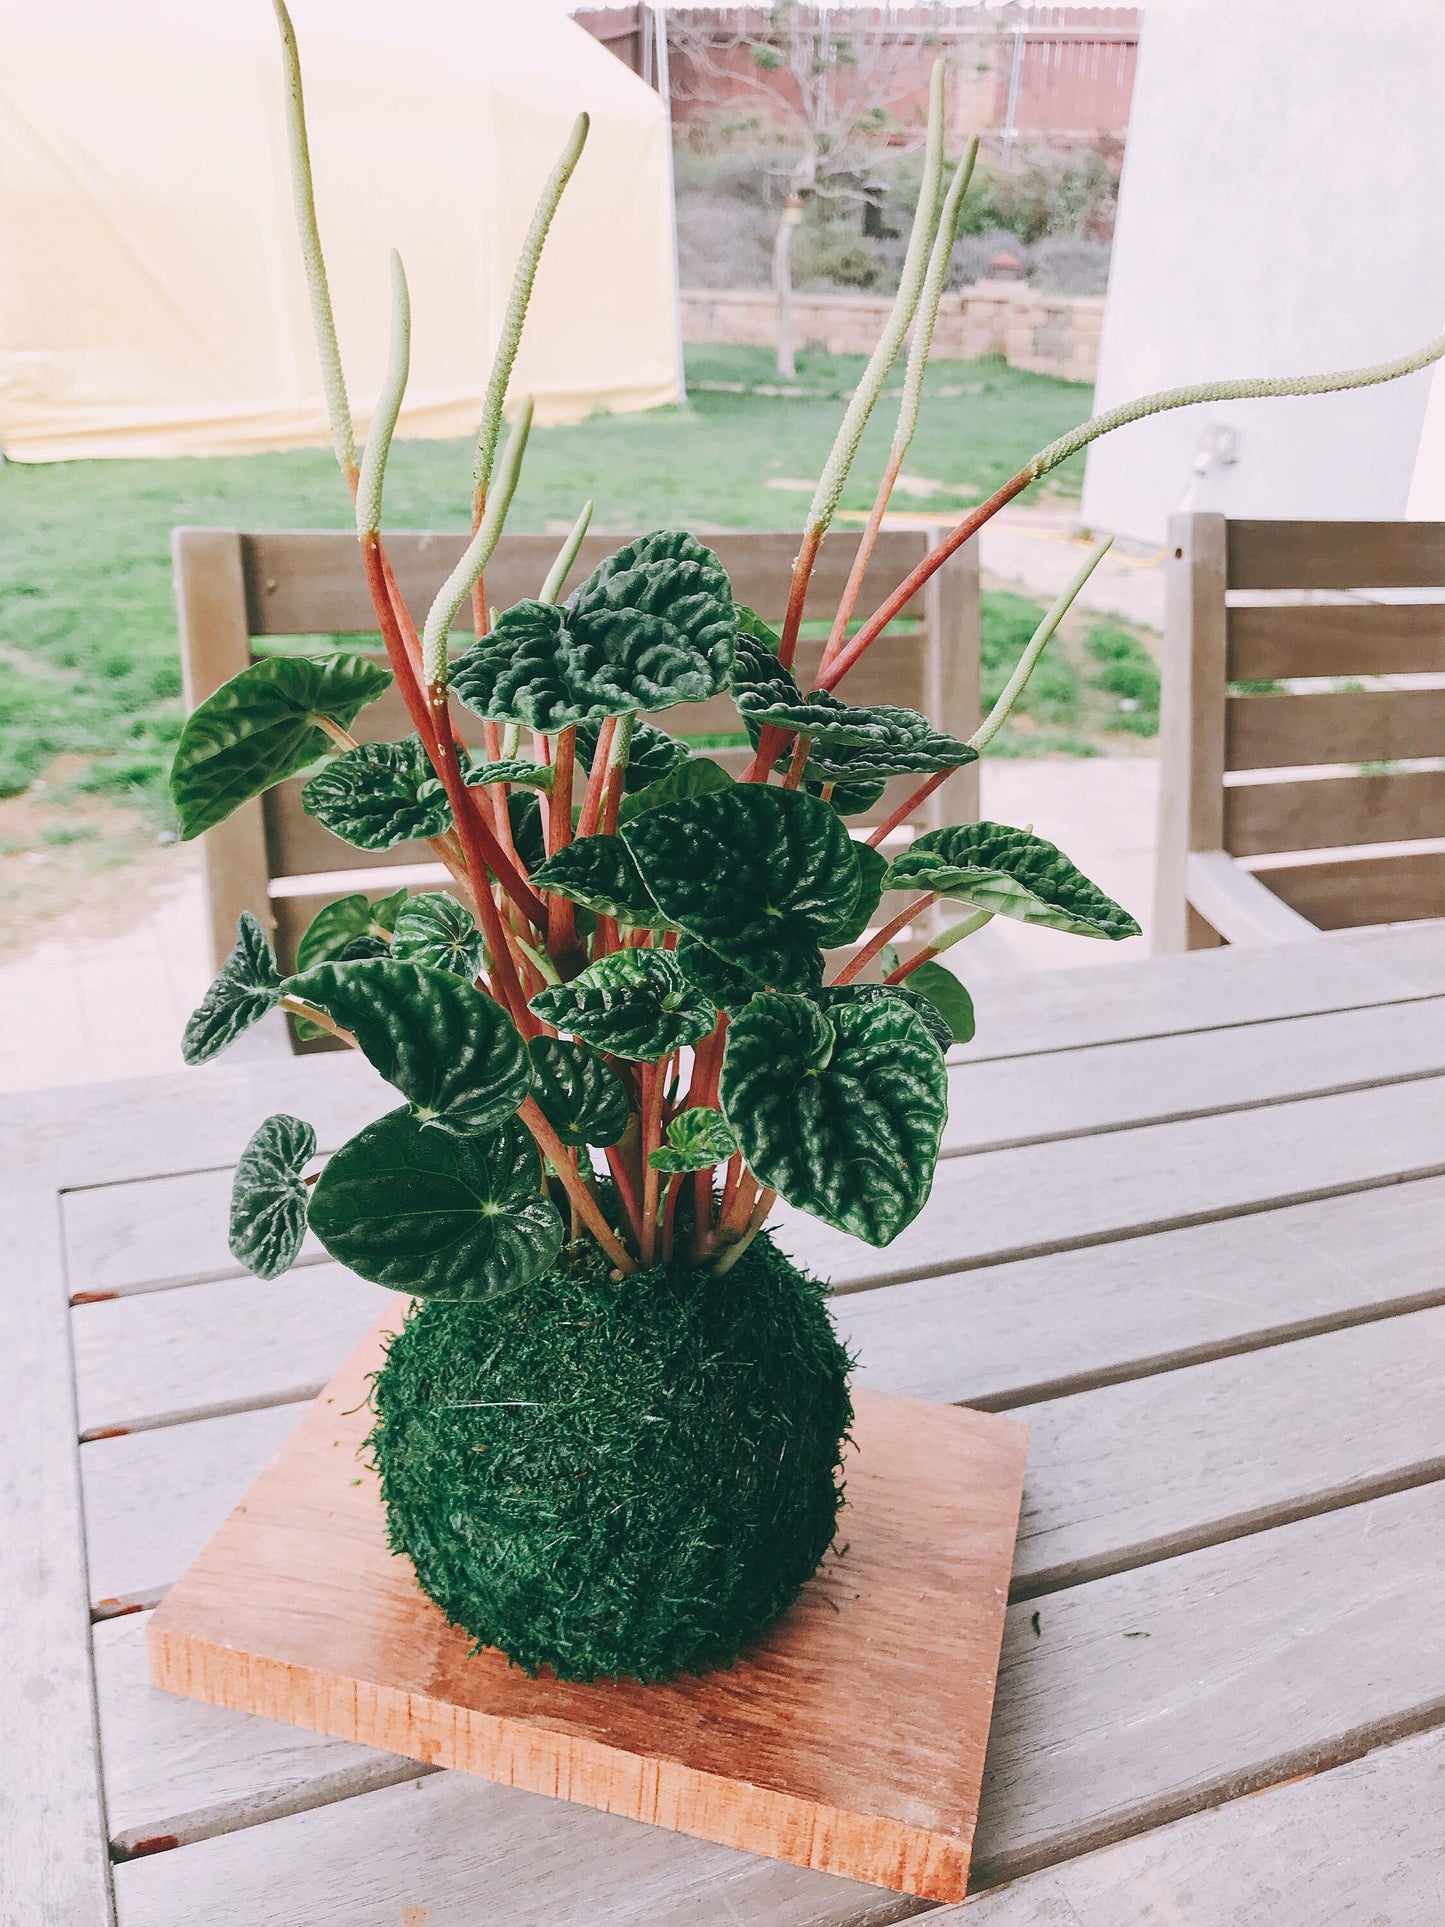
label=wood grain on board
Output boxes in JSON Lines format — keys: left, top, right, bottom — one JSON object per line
{"left": 147, "top": 1319, "right": 1028, "bottom": 1904}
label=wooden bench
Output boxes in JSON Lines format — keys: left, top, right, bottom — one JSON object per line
{"left": 1155, "top": 514, "right": 1445, "bottom": 950}
{"left": 175, "top": 526, "right": 980, "bottom": 1020}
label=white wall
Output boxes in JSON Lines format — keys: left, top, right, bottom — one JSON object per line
{"left": 1082, "top": 0, "right": 1445, "bottom": 546}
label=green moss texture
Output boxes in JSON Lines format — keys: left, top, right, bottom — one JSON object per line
{"left": 369, "top": 1229, "right": 853, "bottom": 1683}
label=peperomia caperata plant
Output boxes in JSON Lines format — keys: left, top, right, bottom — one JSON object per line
{"left": 181, "top": 10, "right": 1445, "bottom": 1300}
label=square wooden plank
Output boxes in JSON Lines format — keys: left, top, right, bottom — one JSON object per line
{"left": 147, "top": 1320, "right": 1028, "bottom": 1904}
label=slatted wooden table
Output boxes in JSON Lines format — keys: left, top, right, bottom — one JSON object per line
{"left": 7, "top": 919, "right": 1445, "bottom": 1927}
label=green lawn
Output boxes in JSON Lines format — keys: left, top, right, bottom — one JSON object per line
{"left": 0, "top": 345, "right": 1108, "bottom": 827}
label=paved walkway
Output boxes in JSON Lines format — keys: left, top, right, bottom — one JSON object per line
{"left": 0, "top": 759, "right": 1160, "bottom": 1095}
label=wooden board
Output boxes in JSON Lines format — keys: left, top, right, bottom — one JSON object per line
{"left": 1224, "top": 518, "right": 1445, "bottom": 591}
{"left": 1225, "top": 686, "right": 1445, "bottom": 770}
{"left": 147, "top": 1319, "right": 1029, "bottom": 1904}
{"left": 1225, "top": 765, "right": 1445, "bottom": 856}
{"left": 1227, "top": 597, "right": 1445, "bottom": 679}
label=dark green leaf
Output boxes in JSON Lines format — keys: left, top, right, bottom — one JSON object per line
{"left": 900, "top": 960, "right": 975, "bottom": 1044}
{"left": 808, "top": 769, "right": 887, "bottom": 816}
{"left": 886, "top": 822, "right": 1141, "bottom": 939}
{"left": 800, "top": 706, "right": 979, "bottom": 781}
{"left": 674, "top": 934, "right": 756, "bottom": 1014}
{"left": 615, "top": 754, "right": 734, "bottom": 826}
{"left": 464, "top": 757, "right": 554, "bottom": 791}
{"left": 623, "top": 785, "right": 858, "bottom": 992}
{"left": 182, "top": 913, "right": 282, "bottom": 1065}
{"left": 527, "top": 1036, "right": 631, "bottom": 1147}
{"left": 228, "top": 1113, "right": 316, "bottom": 1280}
{"left": 301, "top": 737, "right": 451, "bottom": 850}
{"left": 647, "top": 1106, "right": 739, "bottom": 1174}
{"left": 390, "top": 893, "right": 486, "bottom": 980}
{"left": 530, "top": 948, "right": 717, "bottom": 1061}
{"left": 309, "top": 1107, "right": 562, "bottom": 1300}
{"left": 294, "top": 888, "right": 408, "bottom": 973}
{"left": 720, "top": 991, "right": 947, "bottom": 1246}
{"left": 530, "top": 835, "right": 674, "bottom": 930}
{"left": 450, "top": 531, "right": 737, "bottom": 729}
{"left": 507, "top": 789, "right": 547, "bottom": 870}
{"left": 817, "top": 839, "right": 887, "bottom": 947}
{"left": 170, "top": 654, "right": 392, "bottom": 839}
{"left": 285, "top": 959, "right": 530, "bottom": 1131}
{"left": 815, "top": 982, "right": 951, "bottom": 1057}
{"left": 575, "top": 716, "right": 688, "bottom": 794}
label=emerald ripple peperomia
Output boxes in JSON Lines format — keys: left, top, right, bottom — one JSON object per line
{"left": 176, "top": 0, "right": 1433, "bottom": 1294}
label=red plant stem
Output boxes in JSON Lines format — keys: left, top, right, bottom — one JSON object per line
{"left": 831, "top": 891, "right": 938, "bottom": 986}
{"left": 717, "top": 1169, "right": 760, "bottom": 1242}
{"left": 815, "top": 467, "right": 1034, "bottom": 693}
{"left": 684, "top": 1019, "right": 728, "bottom": 1255}
{"left": 781, "top": 731, "right": 811, "bottom": 791}
{"left": 741, "top": 721, "right": 787, "bottom": 784}
{"left": 815, "top": 448, "right": 904, "bottom": 683}
{"left": 867, "top": 768, "right": 953, "bottom": 848}
{"left": 519, "top": 1099, "right": 634, "bottom": 1273}
{"left": 576, "top": 716, "right": 616, "bottom": 838}
{"left": 546, "top": 727, "right": 581, "bottom": 959}
{"left": 600, "top": 761, "right": 627, "bottom": 837}
{"left": 884, "top": 943, "right": 943, "bottom": 985}
{"left": 720, "top": 1150, "right": 744, "bottom": 1224}
{"left": 777, "top": 525, "right": 823, "bottom": 672}
{"left": 639, "top": 1060, "right": 664, "bottom": 1266}
{"left": 660, "top": 1171, "right": 684, "bottom": 1264}
{"left": 604, "top": 1143, "right": 644, "bottom": 1246}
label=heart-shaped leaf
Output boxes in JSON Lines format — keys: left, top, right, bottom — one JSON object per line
{"left": 899, "top": 959, "right": 975, "bottom": 1045}
{"left": 464, "top": 757, "right": 555, "bottom": 791}
{"left": 390, "top": 893, "right": 486, "bottom": 980}
{"left": 886, "top": 822, "right": 1141, "bottom": 939}
{"left": 527, "top": 1035, "right": 631, "bottom": 1147}
{"left": 647, "top": 1106, "right": 739, "bottom": 1174}
{"left": 800, "top": 707, "right": 979, "bottom": 781}
{"left": 309, "top": 1107, "right": 562, "bottom": 1300}
{"left": 531, "top": 835, "right": 674, "bottom": 930}
{"left": 818, "top": 982, "right": 953, "bottom": 1056}
{"left": 674, "top": 934, "right": 756, "bottom": 1013}
{"left": 294, "top": 888, "right": 407, "bottom": 973}
{"left": 575, "top": 716, "right": 688, "bottom": 794}
{"left": 450, "top": 530, "right": 737, "bottom": 730}
{"left": 817, "top": 839, "right": 888, "bottom": 947}
{"left": 182, "top": 912, "right": 282, "bottom": 1065}
{"left": 623, "top": 785, "right": 860, "bottom": 992}
{"left": 286, "top": 959, "right": 530, "bottom": 1131}
{"left": 720, "top": 991, "right": 947, "bottom": 1245}
{"left": 301, "top": 737, "right": 451, "bottom": 850}
{"left": 507, "top": 789, "right": 547, "bottom": 871}
{"left": 530, "top": 948, "right": 717, "bottom": 1061}
{"left": 615, "top": 754, "right": 734, "bottom": 826}
{"left": 171, "top": 654, "right": 392, "bottom": 839}
{"left": 228, "top": 1113, "right": 316, "bottom": 1280}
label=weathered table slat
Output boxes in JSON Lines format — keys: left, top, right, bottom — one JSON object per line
{"left": 95, "top": 1614, "right": 428, "bottom": 1858}
{"left": 787, "top": 1074, "right": 1445, "bottom": 1291}
{"left": 72, "top": 1267, "right": 387, "bottom": 1436}
{"left": 6, "top": 919, "right": 1444, "bottom": 1925}
{"left": 82, "top": 1404, "right": 308, "bottom": 1617}
{"left": 949, "top": 1725, "right": 1445, "bottom": 1926}
{"left": 839, "top": 1175, "right": 1445, "bottom": 1407}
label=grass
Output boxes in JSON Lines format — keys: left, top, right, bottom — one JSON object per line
{"left": 0, "top": 344, "right": 1098, "bottom": 830}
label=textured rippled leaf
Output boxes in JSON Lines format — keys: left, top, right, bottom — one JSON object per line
{"left": 182, "top": 913, "right": 282, "bottom": 1065}
{"left": 887, "top": 822, "right": 1141, "bottom": 939}
{"left": 527, "top": 1036, "right": 631, "bottom": 1147}
{"left": 286, "top": 959, "right": 530, "bottom": 1130}
{"left": 309, "top": 1107, "right": 561, "bottom": 1300}
{"left": 647, "top": 1106, "right": 739, "bottom": 1174}
{"left": 816, "top": 982, "right": 952, "bottom": 1058}
{"left": 575, "top": 716, "right": 688, "bottom": 794}
{"left": 171, "top": 654, "right": 392, "bottom": 839}
{"left": 623, "top": 785, "right": 859, "bottom": 991}
{"left": 817, "top": 840, "right": 888, "bottom": 947}
{"left": 294, "top": 888, "right": 407, "bottom": 973}
{"left": 450, "top": 530, "right": 737, "bottom": 729}
{"left": 900, "top": 960, "right": 975, "bottom": 1045}
{"left": 228, "top": 1113, "right": 316, "bottom": 1280}
{"left": 674, "top": 934, "right": 756, "bottom": 1014}
{"left": 301, "top": 737, "right": 450, "bottom": 850}
{"left": 530, "top": 948, "right": 717, "bottom": 1061}
{"left": 720, "top": 991, "right": 947, "bottom": 1245}
{"left": 507, "top": 789, "right": 547, "bottom": 870}
{"left": 390, "top": 893, "right": 486, "bottom": 980}
{"left": 464, "top": 757, "right": 554, "bottom": 791}
{"left": 531, "top": 835, "right": 674, "bottom": 929}
{"left": 615, "top": 754, "right": 734, "bottom": 826}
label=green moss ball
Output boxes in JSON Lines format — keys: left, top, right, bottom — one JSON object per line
{"left": 369, "top": 1229, "right": 853, "bottom": 1683}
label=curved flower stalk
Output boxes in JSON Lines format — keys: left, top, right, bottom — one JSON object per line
{"left": 355, "top": 252, "right": 411, "bottom": 540}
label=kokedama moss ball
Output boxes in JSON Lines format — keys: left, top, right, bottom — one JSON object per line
{"left": 369, "top": 1229, "right": 853, "bottom": 1683}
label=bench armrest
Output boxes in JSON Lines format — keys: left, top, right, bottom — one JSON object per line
{"left": 1184, "top": 851, "right": 1320, "bottom": 947}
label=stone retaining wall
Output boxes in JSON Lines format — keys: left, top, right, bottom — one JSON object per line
{"left": 681, "top": 282, "right": 1103, "bottom": 385}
